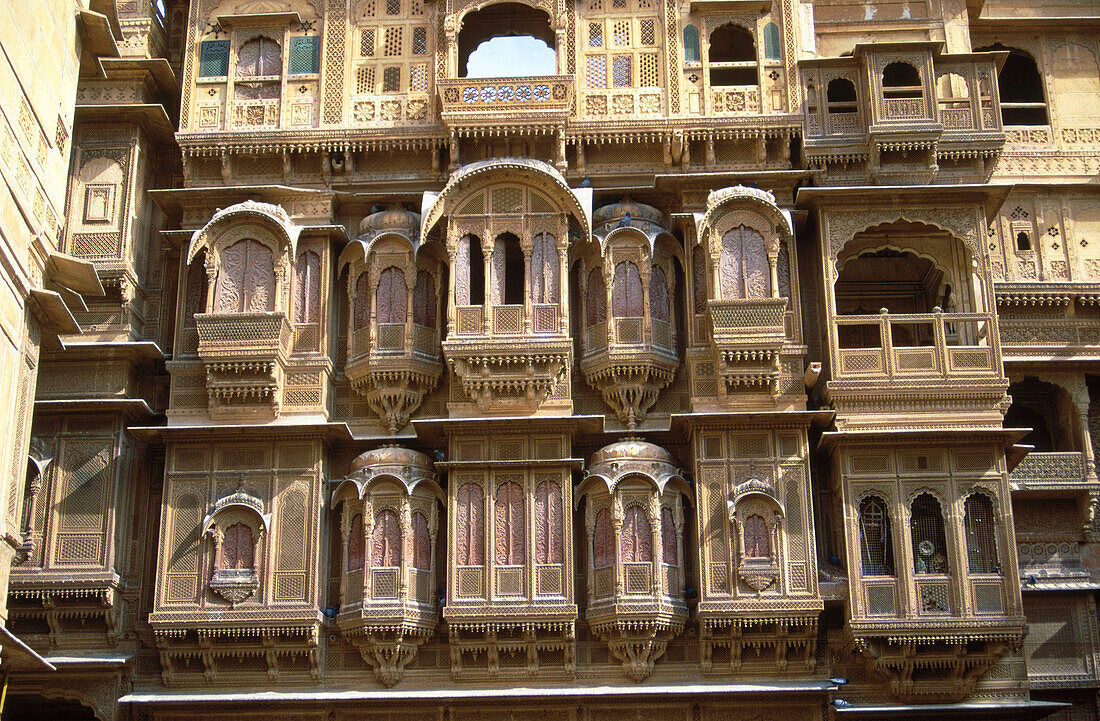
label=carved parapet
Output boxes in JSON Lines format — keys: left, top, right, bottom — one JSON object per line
{"left": 437, "top": 76, "right": 572, "bottom": 131}
{"left": 195, "top": 311, "right": 292, "bottom": 419}
{"left": 443, "top": 337, "right": 573, "bottom": 414}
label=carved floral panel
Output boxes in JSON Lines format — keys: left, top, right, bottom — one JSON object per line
{"left": 621, "top": 505, "right": 652, "bottom": 563}
{"left": 376, "top": 266, "right": 408, "bottom": 325}
{"left": 719, "top": 225, "right": 768, "bottom": 300}
{"left": 534, "top": 480, "right": 563, "bottom": 564}
{"left": 650, "top": 264, "right": 670, "bottom": 321}
{"left": 587, "top": 268, "right": 607, "bottom": 327}
{"left": 412, "top": 511, "right": 431, "bottom": 570}
{"left": 530, "top": 233, "right": 560, "bottom": 304}
{"left": 294, "top": 250, "right": 321, "bottom": 324}
{"left": 214, "top": 238, "right": 274, "bottom": 313}
{"left": 661, "top": 506, "right": 677, "bottom": 565}
{"left": 221, "top": 522, "right": 255, "bottom": 570}
{"left": 743, "top": 513, "right": 769, "bottom": 558}
{"left": 348, "top": 512, "right": 365, "bottom": 571}
{"left": 372, "top": 509, "right": 401, "bottom": 567}
{"left": 456, "top": 483, "right": 484, "bottom": 566}
{"left": 413, "top": 270, "right": 437, "bottom": 327}
{"left": 612, "top": 261, "right": 643, "bottom": 318}
{"left": 594, "top": 507, "right": 613, "bottom": 568}
{"left": 494, "top": 482, "right": 525, "bottom": 565}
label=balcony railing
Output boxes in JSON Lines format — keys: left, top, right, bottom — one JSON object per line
{"left": 452, "top": 304, "right": 561, "bottom": 338}
{"left": 1010, "top": 451, "right": 1091, "bottom": 489}
{"left": 195, "top": 312, "right": 292, "bottom": 359}
{"left": 709, "top": 297, "right": 788, "bottom": 342}
{"left": 438, "top": 76, "right": 572, "bottom": 124}
{"left": 833, "top": 311, "right": 999, "bottom": 381}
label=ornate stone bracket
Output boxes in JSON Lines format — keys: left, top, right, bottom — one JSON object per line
{"left": 581, "top": 359, "right": 676, "bottom": 429}
{"left": 350, "top": 365, "right": 441, "bottom": 433}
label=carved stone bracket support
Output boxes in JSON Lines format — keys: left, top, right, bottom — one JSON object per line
{"left": 591, "top": 619, "right": 683, "bottom": 682}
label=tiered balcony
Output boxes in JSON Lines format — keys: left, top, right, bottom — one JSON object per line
{"left": 346, "top": 319, "right": 443, "bottom": 433}
{"left": 194, "top": 311, "right": 292, "bottom": 418}
{"left": 707, "top": 297, "right": 790, "bottom": 394}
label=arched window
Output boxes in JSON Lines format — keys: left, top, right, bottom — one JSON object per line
{"left": 882, "top": 62, "right": 922, "bottom": 99}
{"left": 621, "top": 505, "right": 652, "bottom": 563}
{"left": 826, "top": 78, "right": 858, "bottom": 124}
{"left": 376, "top": 266, "right": 407, "bottom": 325}
{"left": 412, "top": 511, "right": 431, "bottom": 570}
{"left": 214, "top": 239, "right": 275, "bottom": 313}
{"left": 612, "top": 261, "right": 644, "bottom": 317}
{"left": 492, "top": 234, "right": 525, "bottom": 305}
{"left": 412, "top": 270, "right": 436, "bottom": 327}
{"left": 294, "top": 250, "right": 321, "bottom": 324}
{"left": 858, "top": 496, "right": 894, "bottom": 576}
{"left": 965, "top": 493, "right": 1000, "bottom": 574}
{"left": 692, "top": 246, "right": 708, "bottom": 314}
{"left": 221, "top": 522, "right": 255, "bottom": 570}
{"left": 719, "top": 225, "right": 768, "bottom": 299}
{"left": 372, "top": 509, "right": 401, "bottom": 567}
{"left": 534, "top": 480, "right": 563, "bottom": 564}
{"left": 494, "top": 481, "right": 525, "bottom": 565}
{"left": 742, "top": 514, "right": 769, "bottom": 559}
{"left": 708, "top": 23, "right": 756, "bottom": 87}
{"left": 185, "top": 254, "right": 207, "bottom": 327}
{"left": 456, "top": 483, "right": 484, "bottom": 566}
{"left": 530, "top": 233, "right": 559, "bottom": 304}
{"left": 977, "top": 45, "right": 1048, "bottom": 125}
{"left": 910, "top": 493, "right": 949, "bottom": 574}
{"left": 649, "top": 265, "right": 670, "bottom": 322}
{"left": 660, "top": 506, "right": 677, "bottom": 565}
{"left": 235, "top": 37, "right": 281, "bottom": 100}
{"left": 593, "top": 507, "right": 613, "bottom": 568}
{"left": 683, "top": 24, "right": 700, "bottom": 63}
{"left": 777, "top": 241, "right": 791, "bottom": 298}
{"left": 348, "top": 513, "right": 365, "bottom": 572}
{"left": 354, "top": 273, "right": 371, "bottom": 331}
{"left": 763, "top": 22, "right": 780, "bottom": 60}
{"left": 586, "top": 268, "right": 607, "bottom": 327}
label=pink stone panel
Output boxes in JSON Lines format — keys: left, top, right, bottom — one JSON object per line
{"left": 354, "top": 273, "right": 371, "bottom": 330}
{"left": 348, "top": 513, "right": 365, "bottom": 571}
{"left": 593, "top": 508, "right": 612, "bottom": 569}
{"left": 413, "top": 270, "right": 437, "bottom": 327}
{"left": 185, "top": 254, "right": 207, "bottom": 326}
{"left": 743, "top": 514, "right": 769, "bottom": 558}
{"left": 376, "top": 266, "right": 408, "bottom": 325}
{"left": 372, "top": 509, "right": 401, "bottom": 567}
{"left": 535, "top": 481, "right": 563, "bottom": 564}
{"left": 412, "top": 511, "right": 431, "bottom": 570}
{"left": 223, "top": 522, "right": 254, "bottom": 570}
{"left": 494, "top": 482, "right": 525, "bottom": 565}
{"left": 587, "top": 268, "right": 607, "bottom": 327}
{"left": 456, "top": 483, "right": 484, "bottom": 566}
{"left": 692, "top": 246, "right": 707, "bottom": 314}
{"left": 294, "top": 250, "right": 321, "bottom": 324}
{"left": 621, "top": 506, "right": 652, "bottom": 563}
{"left": 650, "top": 265, "right": 670, "bottom": 321}
{"left": 612, "top": 261, "right": 643, "bottom": 318}
{"left": 661, "top": 506, "right": 677, "bottom": 565}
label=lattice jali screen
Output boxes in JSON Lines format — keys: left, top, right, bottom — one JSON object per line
{"left": 865, "top": 582, "right": 896, "bottom": 616}
{"left": 918, "top": 581, "right": 952, "bottom": 615}
{"left": 55, "top": 533, "right": 104, "bottom": 565}
{"left": 624, "top": 562, "right": 651, "bottom": 594}
{"left": 323, "top": 0, "right": 348, "bottom": 124}
{"left": 58, "top": 441, "right": 112, "bottom": 534}
{"left": 274, "top": 488, "right": 308, "bottom": 601}
{"left": 972, "top": 581, "right": 1003, "bottom": 614}
{"left": 537, "top": 565, "right": 562, "bottom": 596}
{"left": 456, "top": 567, "right": 484, "bottom": 598}
{"left": 709, "top": 563, "right": 729, "bottom": 594}
{"left": 495, "top": 567, "right": 524, "bottom": 597}
{"left": 371, "top": 567, "right": 400, "bottom": 599}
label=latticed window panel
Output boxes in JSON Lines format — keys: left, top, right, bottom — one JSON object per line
{"left": 410, "top": 0, "right": 424, "bottom": 14}
{"left": 410, "top": 64, "right": 428, "bottom": 92}
{"left": 965, "top": 493, "right": 1000, "bottom": 574}
{"left": 412, "top": 26, "right": 427, "bottom": 54}
{"left": 289, "top": 36, "right": 320, "bottom": 75}
{"left": 386, "top": 0, "right": 400, "bottom": 14}
{"left": 586, "top": 56, "right": 608, "bottom": 89}
{"left": 198, "top": 40, "right": 229, "bottom": 77}
{"left": 918, "top": 581, "right": 952, "bottom": 614}
{"left": 865, "top": 583, "right": 896, "bottom": 615}
{"left": 612, "top": 20, "right": 630, "bottom": 46}
{"left": 383, "top": 27, "right": 403, "bottom": 56}
{"left": 382, "top": 66, "right": 401, "bottom": 92}
{"left": 356, "top": 66, "right": 376, "bottom": 94}
{"left": 639, "top": 18, "right": 655, "bottom": 46}
{"left": 858, "top": 496, "right": 895, "bottom": 576}
{"left": 639, "top": 52, "right": 659, "bottom": 88}
{"left": 589, "top": 22, "right": 603, "bottom": 48}
{"left": 360, "top": 28, "right": 376, "bottom": 57}
{"left": 910, "top": 493, "right": 950, "bottom": 574}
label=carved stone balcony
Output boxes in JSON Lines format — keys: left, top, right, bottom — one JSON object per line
{"left": 827, "top": 310, "right": 1008, "bottom": 428}
{"left": 1010, "top": 451, "right": 1096, "bottom": 493}
{"left": 346, "top": 322, "right": 444, "bottom": 433}
{"left": 437, "top": 75, "right": 572, "bottom": 130}
{"left": 442, "top": 306, "right": 572, "bottom": 415}
{"left": 707, "top": 297, "right": 789, "bottom": 396}
{"left": 195, "top": 311, "right": 292, "bottom": 419}
{"left": 579, "top": 316, "right": 678, "bottom": 429}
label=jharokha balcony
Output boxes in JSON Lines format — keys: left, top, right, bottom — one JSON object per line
{"left": 195, "top": 311, "right": 292, "bottom": 419}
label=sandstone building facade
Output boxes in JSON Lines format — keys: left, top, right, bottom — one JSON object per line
{"left": 3, "top": 0, "right": 1100, "bottom": 719}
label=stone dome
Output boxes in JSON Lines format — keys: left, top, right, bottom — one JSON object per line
{"left": 589, "top": 437, "right": 675, "bottom": 469}
{"left": 358, "top": 207, "right": 421, "bottom": 239}
{"left": 593, "top": 197, "right": 666, "bottom": 230}
{"left": 349, "top": 445, "right": 434, "bottom": 475}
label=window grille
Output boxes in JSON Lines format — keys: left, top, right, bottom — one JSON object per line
{"left": 198, "top": 40, "right": 230, "bottom": 77}
{"left": 910, "top": 493, "right": 949, "bottom": 574}
{"left": 383, "top": 27, "right": 403, "bottom": 56}
{"left": 410, "top": 0, "right": 424, "bottom": 14}
{"left": 583, "top": 4, "right": 661, "bottom": 90}
{"left": 612, "top": 55, "right": 631, "bottom": 87}
{"left": 639, "top": 52, "right": 659, "bottom": 88}
{"left": 360, "top": 28, "right": 376, "bottom": 57}
{"left": 683, "top": 25, "right": 700, "bottom": 63}
{"left": 289, "top": 36, "right": 320, "bottom": 75}
{"left": 858, "top": 496, "right": 895, "bottom": 576}
{"left": 356, "top": 66, "right": 375, "bottom": 94}
{"left": 412, "top": 27, "right": 427, "bottom": 54}
{"left": 386, "top": 0, "right": 400, "bottom": 14}
{"left": 382, "top": 66, "right": 401, "bottom": 92}
{"left": 965, "top": 493, "right": 1000, "bottom": 574}
{"left": 589, "top": 22, "right": 603, "bottom": 48}
{"left": 742, "top": 514, "right": 769, "bottom": 558}
{"left": 639, "top": 19, "right": 655, "bottom": 46}
{"left": 409, "top": 64, "right": 428, "bottom": 92}
{"left": 763, "top": 22, "right": 780, "bottom": 60}
{"left": 586, "top": 56, "right": 607, "bottom": 89}
{"left": 612, "top": 20, "right": 630, "bottom": 46}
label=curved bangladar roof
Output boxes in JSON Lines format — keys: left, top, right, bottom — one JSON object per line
{"left": 420, "top": 157, "right": 593, "bottom": 245}
{"left": 695, "top": 184, "right": 795, "bottom": 244}
{"left": 186, "top": 199, "right": 300, "bottom": 264}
